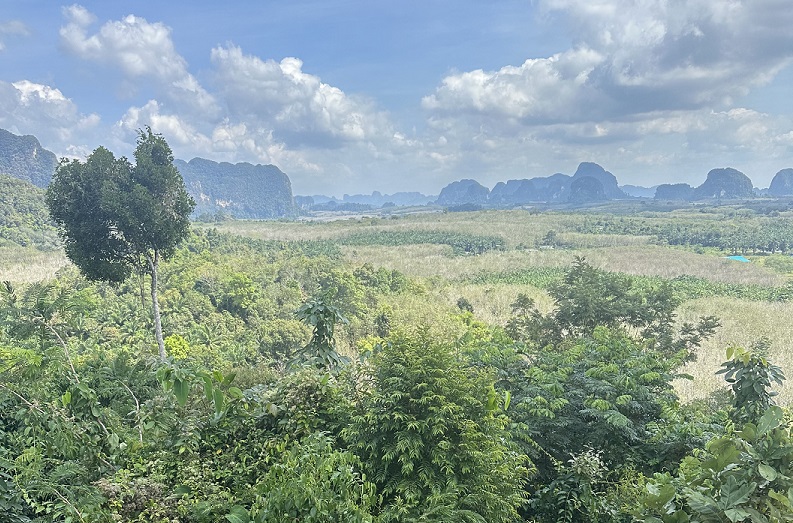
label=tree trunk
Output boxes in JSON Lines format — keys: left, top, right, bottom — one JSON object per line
{"left": 147, "top": 251, "right": 166, "bottom": 361}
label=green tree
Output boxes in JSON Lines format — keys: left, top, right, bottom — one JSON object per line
{"left": 642, "top": 353, "right": 793, "bottom": 522}
{"left": 294, "top": 297, "right": 349, "bottom": 370}
{"left": 242, "top": 433, "right": 375, "bottom": 523}
{"left": 344, "top": 330, "right": 528, "bottom": 522}
{"left": 507, "top": 257, "right": 719, "bottom": 360}
{"left": 717, "top": 342, "right": 785, "bottom": 425}
{"left": 46, "top": 129, "right": 195, "bottom": 360}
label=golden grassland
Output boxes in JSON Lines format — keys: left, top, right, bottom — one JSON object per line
{"left": 675, "top": 298, "right": 793, "bottom": 404}
{"left": 341, "top": 243, "right": 783, "bottom": 286}
{"left": 0, "top": 247, "right": 68, "bottom": 283}
{"left": 222, "top": 209, "right": 790, "bottom": 404}
{"left": 204, "top": 210, "right": 602, "bottom": 246}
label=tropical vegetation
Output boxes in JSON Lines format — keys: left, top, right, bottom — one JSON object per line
{"left": 1, "top": 137, "right": 793, "bottom": 522}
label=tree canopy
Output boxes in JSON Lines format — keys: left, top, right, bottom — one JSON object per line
{"left": 46, "top": 129, "right": 194, "bottom": 284}
{"left": 46, "top": 129, "right": 194, "bottom": 359}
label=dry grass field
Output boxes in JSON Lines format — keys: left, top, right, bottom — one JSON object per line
{"left": 675, "top": 298, "right": 793, "bottom": 404}
{"left": 0, "top": 247, "right": 69, "bottom": 283}
{"left": 342, "top": 244, "right": 783, "bottom": 286}
{"left": 209, "top": 209, "right": 792, "bottom": 404}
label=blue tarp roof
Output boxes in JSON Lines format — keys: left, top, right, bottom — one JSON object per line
{"left": 726, "top": 255, "right": 751, "bottom": 263}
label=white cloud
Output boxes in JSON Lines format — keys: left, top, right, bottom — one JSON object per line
{"left": 208, "top": 120, "right": 320, "bottom": 171}
{"left": 0, "top": 80, "right": 100, "bottom": 151}
{"left": 116, "top": 100, "right": 211, "bottom": 148}
{"left": 59, "top": 5, "right": 216, "bottom": 114}
{"left": 113, "top": 100, "right": 323, "bottom": 178}
{"left": 422, "top": 47, "right": 605, "bottom": 123}
{"left": 426, "top": 1, "right": 793, "bottom": 127}
{"left": 62, "top": 5, "right": 96, "bottom": 27}
{"left": 210, "top": 45, "right": 393, "bottom": 147}
{"left": 0, "top": 20, "right": 29, "bottom": 51}
{"left": 9, "top": 2, "right": 786, "bottom": 196}
{"left": 414, "top": 0, "right": 793, "bottom": 191}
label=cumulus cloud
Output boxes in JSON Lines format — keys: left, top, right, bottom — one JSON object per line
{"left": 59, "top": 5, "right": 216, "bottom": 114}
{"left": 116, "top": 100, "right": 212, "bottom": 148}
{"left": 55, "top": 5, "right": 408, "bottom": 192}
{"left": 210, "top": 45, "right": 393, "bottom": 147}
{"left": 23, "top": 2, "right": 789, "bottom": 195}
{"left": 425, "top": 0, "right": 793, "bottom": 126}
{"left": 0, "top": 20, "right": 29, "bottom": 51}
{"left": 415, "top": 0, "right": 793, "bottom": 190}
{"left": 0, "top": 80, "right": 100, "bottom": 150}
{"left": 423, "top": 47, "right": 606, "bottom": 124}
{"left": 113, "top": 100, "right": 324, "bottom": 178}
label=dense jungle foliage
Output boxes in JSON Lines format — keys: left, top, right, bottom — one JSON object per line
{"left": 2, "top": 168, "right": 793, "bottom": 521}
{"left": 0, "top": 175, "right": 59, "bottom": 249}
{"left": 1, "top": 222, "right": 792, "bottom": 522}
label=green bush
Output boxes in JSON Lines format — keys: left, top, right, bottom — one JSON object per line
{"left": 343, "top": 330, "right": 528, "bottom": 522}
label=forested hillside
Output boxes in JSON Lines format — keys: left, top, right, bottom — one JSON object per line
{"left": 0, "top": 174, "right": 59, "bottom": 248}
{"left": 0, "top": 130, "right": 58, "bottom": 188}
{"left": 175, "top": 158, "right": 296, "bottom": 219}
{"left": 0, "top": 129, "right": 297, "bottom": 220}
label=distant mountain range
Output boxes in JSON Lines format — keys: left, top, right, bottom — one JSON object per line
{"left": 654, "top": 168, "right": 755, "bottom": 201}
{"left": 296, "top": 191, "right": 436, "bottom": 211}
{"left": 431, "top": 163, "right": 793, "bottom": 206}
{"left": 439, "top": 162, "right": 627, "bottom": 206}
{"left": 174, "top": 158, "right": 295, "bottom": 219}
{"left": 0, "top": 129, "right": 296, "bottom": 219}
{"left": 2, "top": 128, "right": 793, "bottom": 216}
{"left": 0, "top": 129, "right": 58, "bottom": 187}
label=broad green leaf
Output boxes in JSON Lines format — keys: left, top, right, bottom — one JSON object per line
{"left": 173, "top": 377, "right": 189, "bottom": 406}
{"left": 222, "top": 371, "right": 237, "bottom": 386}
{"left": 644, "top": 479, "right": 676, "bottom": 507}
{"left": 224, "top": 506, "right": 250, "bottom": 523}
{"left": 720, "top": 476, "right": 754, "bottom": 509}
{"left": 228, "top": 386, "right": 243, "bottom": 400}
{"left": 724, "top": 508, "right": 752, "bottom": 523}
{"left": 769, "top": 489, "right": 792, "bottom": 508}
{"left": 202, "top": 375, "right": 214, "bottom": 402}
{"left": 687, "top": 491, "right": 721, "bottom": 517}
{"left": 213, "top": 387, "right": 225, "bottom": 417}
{"left": 739, "top": 423, "right": 757, "bottom": 442}
{"left": 758, "top": 406, "right": 784, "bottom": 435}
{"left": 758, "top": 463, "right": 778, "bottom": 482}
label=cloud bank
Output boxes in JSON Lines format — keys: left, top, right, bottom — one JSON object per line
{"left": 1, "top": 2, "right": 791, "bottom": 194}
{"left": 420, "top": 0, "right": 793, "bottom": 187}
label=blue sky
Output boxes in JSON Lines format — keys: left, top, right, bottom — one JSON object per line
{"left": 1, "top": 1, "right": 792, "bottom": 195}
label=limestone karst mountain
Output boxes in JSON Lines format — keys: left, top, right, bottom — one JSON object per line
{"left": 0, "top": 129, "right": 58, "bottom": 187}
{"left": 174, "top": 158, "right": 296, "bottom": 218}
{"left": 436, "top": 179, "right": 490, "bottom": 206}
{"left": 768, "top": 168, "right": 793, "bottom": 196}
{"left": 693, "top": 168, "right": 754, "bottom": 200}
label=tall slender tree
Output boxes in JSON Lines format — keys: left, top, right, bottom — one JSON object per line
{"left": 46, "top": 128, "right": 194, "bottom": 360}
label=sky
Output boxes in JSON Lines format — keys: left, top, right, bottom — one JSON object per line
{"left": 1, "top": 1, "right": 792, "bottom": 196}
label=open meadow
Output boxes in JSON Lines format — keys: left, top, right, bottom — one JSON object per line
{"left": 206, "top": 204, "right": 793, "bottom": 404}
